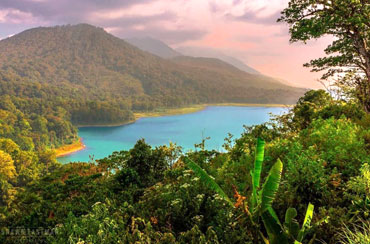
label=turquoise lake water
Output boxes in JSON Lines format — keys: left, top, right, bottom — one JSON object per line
{"left": 58, "top": 106, "right": 287, "bottom": 163}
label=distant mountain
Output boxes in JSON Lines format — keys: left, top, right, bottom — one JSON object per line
{"left": 125, "top": 37, "right": 261, "bottom": 75}
{"left": 125, "top": 37, "right": 181, "bottom": 58}
{"left": 125, "top": 37, "right": 300, "bottom": 88}
{"left": 170, "top": 56, "right": 286, "bottom": 89}
{"left": 176, "top": 46, "right": 260, "bottom": 74}
{"left": 0, "top": 24, "right": 306, "bottom": 126}
{"left": 125, "top": 36, "right": 302, "bottom": 91}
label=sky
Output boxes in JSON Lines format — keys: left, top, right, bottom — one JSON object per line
{"left": 0, "top": 0, "right": 333, "bottom": 88}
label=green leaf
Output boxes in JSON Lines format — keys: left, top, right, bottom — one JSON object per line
{"left": 284, "top": 208, "right": 299, "bottom": 238}
{"left": 268, "top": 207, "right": 281, "bottom": 226}
{"left": 261, "top": 159, "right": 283, "bottom": 212}
{"left": 183, "top": 157, "right": 234, "bottom": 207}
{"left": 261, "top": 209, "right": 289, "bottom": 244}
{"left": 297, "top": 203, "right": 314, "bottom": 241}
{"left": 252, "top": 138, "right": 265, "bottom": 210}
{"left": 285, "top": 208, "right": 297, "bottom": 224}
{"left": 253, "top": 138, "right": 265, "bottom": 189}
{"left": 302, "top": 203, "right": 314, "bottom": 228}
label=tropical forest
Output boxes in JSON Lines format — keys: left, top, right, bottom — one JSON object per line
{"left": 0, "top": 0, "right": 369, "bottom": 243}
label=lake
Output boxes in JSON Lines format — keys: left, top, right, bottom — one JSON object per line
{"left": 58, "top": 106, "right": 287, "bottom": 163}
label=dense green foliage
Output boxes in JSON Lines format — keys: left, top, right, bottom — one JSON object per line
{"left": 0, "top": 89, "right": 369, "bottom": 243}
{"left": 0, "top": 95, "right": 77, "bottom": 150}
{"left": 185, "top": 141, "right": 319, "bottom": 244}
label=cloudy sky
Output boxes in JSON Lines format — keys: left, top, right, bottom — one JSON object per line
{"left": 0, "top": 0, "right": 332, "bottom": 88}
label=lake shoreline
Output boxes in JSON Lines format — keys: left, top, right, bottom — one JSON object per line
{"left": 76, "top": 103, "right": 292, "bottom": 128}
{"left": 57, "top": 103, "right": 290, "bottom": 158}
{"left": 55, "top": 138, "right": 86, "bottom": 158}
{"left": 77, "top": 119, "right": 137, "bottom": 128}
{"left": 75, "top": 105, "right": 207, "bottom": 128}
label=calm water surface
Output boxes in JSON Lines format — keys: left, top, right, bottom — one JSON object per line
{"left": 58, "top": 106, "right": 286, "bottom": 163}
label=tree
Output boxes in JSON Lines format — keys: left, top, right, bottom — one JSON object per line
{"left": 0, "top": 150, "right": 17, "bottom": 180}
{"left": 292, "top": 89, "right": 333, "bottom": 129}
{"left": 127, "top": 139, "right": 152, "bottom": 178}
{"left": 279, "top": 0, "right": 370, "bottom": 112}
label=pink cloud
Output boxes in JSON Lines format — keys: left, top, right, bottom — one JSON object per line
{"left": 166, "top": 0, "right": 332, "bottom": 88}
{"left": 0, "top": 8, "right": 37, "bottom": 24}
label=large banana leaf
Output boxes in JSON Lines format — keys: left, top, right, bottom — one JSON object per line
{"left": 252, "top": 138, "right": 265, "bottom": 210}
{"left": 261, "top": 209, "right": 289, "bottom": 244}
{"left": 253, "top": 138, "right": 265, "bottom": 189}
{"left": 183, "top": 157, "right": 234, "bottom": 207}
{"left": 261, "top": 159, "right": 283, "bottom": 212}
{"left": 297, "top": 203, "right": 314, "bottom": 241}
{"left": 268, "top": 206, "right": 282, "bottom": 226}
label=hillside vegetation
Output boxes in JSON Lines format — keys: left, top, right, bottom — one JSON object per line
{"left": 0, "top": 90, "right": 369, "bottom": 244}
{"left": 0, "top": 24, "right": 304, "bottom": 106}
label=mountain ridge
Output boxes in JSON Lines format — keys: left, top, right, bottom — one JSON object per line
{"left": 124, "top": 36, "right": 262, "bottom": 75}
{"left": 175, "top": 46, "right": 261, "bottom": 75}
{"left": 125, "top": 36, "right": 181, "bottom": 58}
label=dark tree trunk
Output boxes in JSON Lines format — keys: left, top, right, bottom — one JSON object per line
{"left": 356, "top": 76, "right": 370, "bottom": 113}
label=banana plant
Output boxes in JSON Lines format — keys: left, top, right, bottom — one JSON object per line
{"left": 184, "top": 138, "right": 319, "bottom": 244}
{"left": 250, "top": 138, "right": 320, "bottom": 243}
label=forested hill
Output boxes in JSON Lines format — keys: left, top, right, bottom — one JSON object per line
{"left": 0, "top": 24, "right": 305, "bottom": 150}
{"left": 0, "top": 23, "right": 304, "bottom": 105}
